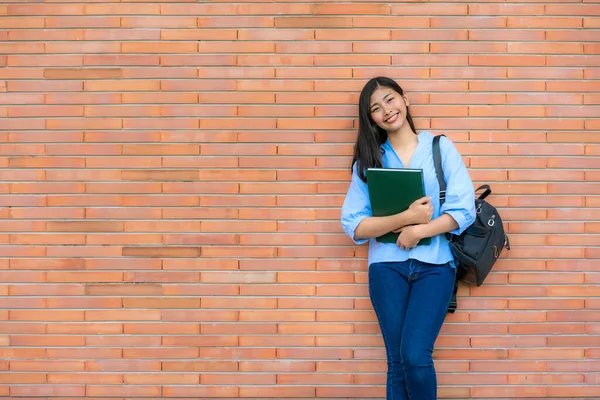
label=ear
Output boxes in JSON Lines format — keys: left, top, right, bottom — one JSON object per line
{"left": 403, "top": 95, "right": 410, "bottom": 107}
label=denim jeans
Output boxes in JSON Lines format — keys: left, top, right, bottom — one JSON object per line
{"left": 368, "top": 259, "right": 455, "bottom": 400}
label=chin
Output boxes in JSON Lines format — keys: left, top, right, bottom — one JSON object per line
{"left": 387, "top": 120, "right": 406, "bottom": 132}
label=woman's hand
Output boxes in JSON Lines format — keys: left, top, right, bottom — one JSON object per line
{"left": 408, "top": 196, "right": 433, "bottom": 225}
{"left": 393, "top": 197, "right": 432, "bottom": 234}
{"left": 396, "top": 225, "right": 424, "bottom": 250}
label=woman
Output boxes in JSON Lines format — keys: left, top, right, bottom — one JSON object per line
{"left": 341, "top": 77, "right": 476, "bottom": 400}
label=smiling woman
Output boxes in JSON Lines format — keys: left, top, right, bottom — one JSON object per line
{"left": 341, "top": 76, "right": 476, "bottom": 400}
{"left": 352, "top": 77, "right": 418, "bottom": 183}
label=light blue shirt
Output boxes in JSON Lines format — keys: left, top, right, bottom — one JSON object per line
{"left": 341, "top": 131, "right": 476, "bottom": 267}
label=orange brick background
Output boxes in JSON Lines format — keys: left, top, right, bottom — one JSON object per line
{"left": 1, "top": 1, "right": 599, "bottom": 399}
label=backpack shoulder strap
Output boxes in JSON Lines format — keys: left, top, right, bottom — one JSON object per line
{"left": 432, "top": 134, "right": 446, "bottom": 206}
{"left": 432, "top": 134, "right": 458, "bottom": 314}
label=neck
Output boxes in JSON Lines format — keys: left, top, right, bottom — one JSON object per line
{"left": 387, "top": 124, "right": 417, "bottom": 150}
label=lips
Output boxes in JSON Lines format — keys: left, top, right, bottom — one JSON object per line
{"left": 385, "top": 113, "right": 399, "bottom": 123}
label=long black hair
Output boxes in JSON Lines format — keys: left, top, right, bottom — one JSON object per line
{"left": 351, "top": 77, "right": 417, "bottom": 182}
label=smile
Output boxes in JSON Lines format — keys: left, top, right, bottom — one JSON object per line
{"left": 385, "top": 113, "right": 399, "bottom": 123}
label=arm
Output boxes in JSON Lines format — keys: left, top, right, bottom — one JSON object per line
{"left": 354, "top": 207, "right": 419, "bottom": 241}
{"left": 395, "top": 214, "right": 458, "bottom": 250}
{"left": 341, "top": 163, "right": 432, "bottom": 243}
{"left": 416, "top": 213, "right": 458, "bottom": 239}
{"left": 341, "top": 163, "right": 374, "bottom": 245}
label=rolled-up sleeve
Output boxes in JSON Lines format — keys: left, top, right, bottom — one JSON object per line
{"left": 439, "top": 136, "right": 476, "bottom": 236}
{"left": 341, "top": 163, "right": 371, "bottom": 245}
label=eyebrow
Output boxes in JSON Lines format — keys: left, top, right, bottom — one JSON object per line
{"left": 370, "top": 93, "right": 393, "bottom": 110}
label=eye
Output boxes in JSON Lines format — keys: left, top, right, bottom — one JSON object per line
{"left": 371, "top": 107, "right": 379, "bottom": 113}
{"left": 387, "top": 97, "right": 394, "bottom": 102}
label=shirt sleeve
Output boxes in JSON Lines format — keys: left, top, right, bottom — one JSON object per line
{"left": 439, "top": 136, "right": 476, "bottom": 236}
{"left": 341, "top": 162, "right": 372, "bottom": 245}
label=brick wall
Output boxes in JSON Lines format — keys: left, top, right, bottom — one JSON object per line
{"left": 1, "top": 1, "right": 599, "bottom": 399}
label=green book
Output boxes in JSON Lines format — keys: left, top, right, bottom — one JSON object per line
{"left": 366, "top": 168, "right": 431, "bottom": 246}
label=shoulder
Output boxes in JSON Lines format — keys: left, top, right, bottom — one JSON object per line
{"left": 418, "top": 130, "right": 451, "bottom": 148}
{"left": 428, "top": 132, "right": 459, "bottom": 154}
{"left": 417, "top": 130, "right": 450, "bottom": 151}
{"left": 423, "top": 132, "right": 462, "bottom": 164}
{"left": 418, "top": 130, "right": 434, "bottom": 143}
{"left": 420, "top": 131, "right": 452, "bottom": 145}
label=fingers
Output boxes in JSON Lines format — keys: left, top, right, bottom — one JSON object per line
{"left": 396, "top": 241, "right": 416, "bottom": 251}
{"left": 412, "top": 196, "right": 431, "bottom": 206}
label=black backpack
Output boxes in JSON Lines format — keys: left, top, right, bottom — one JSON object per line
{"left": 432, "top": 135, "right": 510, "bottom": 313}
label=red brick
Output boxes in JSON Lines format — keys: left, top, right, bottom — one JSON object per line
{"left": 0, "top": 42, "right": 44, "bottom": 54}
{"left": 8, "top": 4, "right": 84, "bottom": 16}
{"left": 84, "top": 55, "right": 160, "bottom": 66}
{"left": 10, "top": 310, "right": 84, "bottom": 321}
{"left": 471, "top": 3, "right": 544, "bottom": 15}
{"left": 86, "top": 359, "right": 160, "bottom": 372}
{"left": 124, "top": 297, "right": 199, "bottom": 309}
{"left": 163, "top": 386, "right": 238, "bottom": 398}
{"left": 125, "top": 373, "right": 198, "bottom": 385}
{"left": 121, "top": 170, "right": 197, "bottom": 181}
{"left": 122, "top": 16, "right": 197, "bottom": 28}
{"left": 85, "top": 79, "right": 160, "bottom": 92}
{"left": 546, "top": 4, "right": 600, "bottom": 15}
{"left": 8, "top": 80, "right": 83, "bottom": 93}
{"left": 85, "top": 310, "right": 161, "bottom": 322}
{"left": 510, "top": 323, "right": 585, "bottom": 335}
{"left": 123, "top": 347, "right": 198, "bottom": 359}
{"left": 508, "top": 16, "right": 582, "bottom": 29}
{"left": 316, "top": 361, "right": 385, "bottom": 373}
{"left": 548, "top": 386, "right": 600, "bottom": 397}
{"left": 162, "top": 335, "right": 237, "bottom": 347}
{"left": 471, "top": 386, "right": 546, "bottom": 397}
{"left": 88, "top": 385, "right": 162, "bottom": 397}
{"left": 83, "top": 28, "right": 160, "bottom": 40}
{"left": 10, "top": 360, "right": 84, "bottom": 372}
{"left": 510, "top": 348, "right": 584, "bottom": 360}
{"left": 162, "top": 28, "right": 236, "bottom": 41}
{"left": 10, "top": 385, "right": 85, "bottom": 397}
{"left": 0, "top": 67, "right": 44, "bottom": 80}
{"left": 0, "top": 17, "right": 45, "bottom": 28}
{"left": 48, "top": 297, "right": 122, "bottom": 309}
{"left": 85, "top": 4, "right": 160, "bottom": 15}
{"left": 124, "top": 323, "right": 198, "bottom": 335}
{"left": 0, "top": 373, "right": 46, "bottom": 384}
{"left": 44, "top": 68, "right": 121, "bottom": 80}
{"left": 240, "top": 386, "right": 316, "bottom": 398}
{"left": 278, "top": 373, "right": 351, "bottom": 385}
{"left": 123, "top": 42, "right": 197, "bottom": 54}
{"left": 48, "top": 373, "right": 123, "bottom": 384}
{"left": 123, "top": 67, "right": 198, "bottom": 79}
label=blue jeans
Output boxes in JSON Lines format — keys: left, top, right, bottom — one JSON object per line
{"left": 368, "top": 259, "right": 455, "bottom": 400}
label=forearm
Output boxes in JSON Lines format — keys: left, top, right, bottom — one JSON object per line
{"left": 354, "top": 211, "right": 415, "bottom": 241}
{"left": 418, "top": 213, "right": 459, "bottom": 239}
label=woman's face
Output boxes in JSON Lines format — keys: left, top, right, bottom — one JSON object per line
{"left": 368, "top": 86, "right": 410, "bottom": 134}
